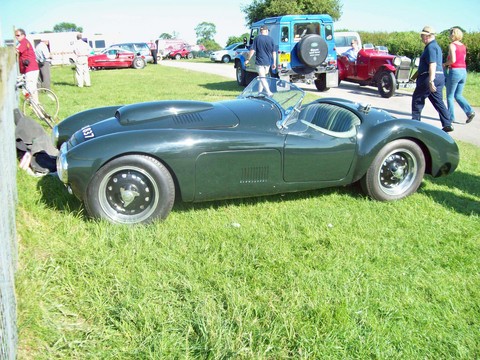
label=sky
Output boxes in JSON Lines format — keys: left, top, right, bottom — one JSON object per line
{"left": 1, "top": 0, "right": 479, "bottom": 47}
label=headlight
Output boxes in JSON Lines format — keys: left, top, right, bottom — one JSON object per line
{"left": 393, "top": 56, "right": 402, "bottom": 67}
{"left": 56, "top": 142, "right": 69, "bottom": 183}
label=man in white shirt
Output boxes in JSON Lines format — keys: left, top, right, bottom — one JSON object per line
{"left": 73, "top": 33, "right": 91, "bottom": 87}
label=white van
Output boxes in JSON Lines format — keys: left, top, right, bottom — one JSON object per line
{"left": 334, "top": 31, "right": 362, "bottom": 55}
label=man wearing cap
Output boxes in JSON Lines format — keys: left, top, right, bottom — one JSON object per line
{"left": 245, "top": 25, "right": 276, "bottom": 96}
{"left": 412, "top": 26, "right": 453, "bottom": 132}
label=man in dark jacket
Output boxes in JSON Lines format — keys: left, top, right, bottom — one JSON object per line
{"left": 412, "top": 26, "right": 453, "bottom": 132}
{"left": 245, "top": 25, "right": 277, "bottom": 95}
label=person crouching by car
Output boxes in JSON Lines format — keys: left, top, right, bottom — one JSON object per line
{"left": 15, "top": 28, "right": 39, "bottom": 102}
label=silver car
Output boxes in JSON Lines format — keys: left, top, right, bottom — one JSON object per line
{"left": 210, "top": 42, "right": 246, "bottom": 63}
{"left": 111, "top": 42, "right": 154, "bottom": 63}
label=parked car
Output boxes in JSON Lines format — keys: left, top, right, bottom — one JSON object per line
{"left": 234, "top": 14, "right": 339, "bottom": 91}
{"left": 88, "top": 47, "right": 146, "bottom": 70}
{"left": 53, "top": 77, "right": 458, "bottom": 225}
{"left": 210, "top": 42, "right": 247, "bottom": 63}
{"left": 110, "top": 42, "right": 153, "bottom": 63}
{"left": 337, "top": 44, "right": 416, "bottom": 98}
{"left": 168, "top": 47, "right": 193, "bottom": 60}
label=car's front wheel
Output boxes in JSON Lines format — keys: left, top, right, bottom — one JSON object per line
{"left": 221, "top": 55, "right": 231, "bottom": 63}
{"left": 132, "top": 57, "right": 146, "bottom": 69}
{"left": 85, "top": 155, "right": 175, "bottom": 224}
{"left": 175, "top": 54, "right": 181, "bottom": 60}
{"left": 377, "top": 71, "right": 396, "bottom": 98}
{"left": 361, "top": 140, "right": 425, "bottom": 201}
{"left": 236, "top": 65, "right": 246, "bottom": 86}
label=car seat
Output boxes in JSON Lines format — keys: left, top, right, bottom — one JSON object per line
{"left": 299, "top": 103, "right": 360, "bottom": 138}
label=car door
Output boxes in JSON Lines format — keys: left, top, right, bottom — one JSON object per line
{"left": 283, "top": 119, "right": 357, "bottom": 182}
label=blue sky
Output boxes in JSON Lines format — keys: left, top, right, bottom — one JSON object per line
{"left": 1, "top": 0, "right": 479, "bottom": 46}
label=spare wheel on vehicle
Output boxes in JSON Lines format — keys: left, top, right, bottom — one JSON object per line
{"left": 296, "top": 34, "right": 328, "bottom": 68}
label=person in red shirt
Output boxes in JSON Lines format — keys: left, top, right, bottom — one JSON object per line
{"left": 15, "top": 28, "right": 39, "bottom": 101}
{"left": 444, "top": 27, "right": 475, "bottom": 124}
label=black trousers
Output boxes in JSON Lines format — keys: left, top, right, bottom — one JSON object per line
{"left": 412, "top": 74, "right": 451, "bottom": 127}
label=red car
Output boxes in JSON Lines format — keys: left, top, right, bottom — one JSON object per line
{"left": 88, "top": 47, "right": 146, "bottom": 70}
{"left": 168, "top": 48, "right": 193, "bottom": 60}
{"left": 337, "top": 44, "right": 414, "bottom": 98}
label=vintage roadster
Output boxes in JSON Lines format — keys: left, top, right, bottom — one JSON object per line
{"left": 53, "top": 77, "right": 458, "bottom": 224}
{"left": 338, "top": 44, "right": 416, "bottom": 98}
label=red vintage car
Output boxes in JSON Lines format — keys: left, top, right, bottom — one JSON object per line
{"left": 168, "top": 48, "right": 193, "bottom": 60}
{"left": 88, "top": 47, "right": 146, "bottom": 70}
{"left": 337, "top": 44, "right": 414, "bottom": 98}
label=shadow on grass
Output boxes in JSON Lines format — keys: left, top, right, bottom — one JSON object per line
{"left": 36, "top": 174, "right": 85, "bottom": 218}
{"left": 420, "top": 171, "right": 480, "bottom": 216}
{"left": 36, "top": 170, "right": 478, "bottom": 222}
{"left": 200, "top": 81, "right": 242, "bottom": 93}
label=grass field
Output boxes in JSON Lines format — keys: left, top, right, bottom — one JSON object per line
{"left": 16, "top": 65, "right": 480, "bottom": 358}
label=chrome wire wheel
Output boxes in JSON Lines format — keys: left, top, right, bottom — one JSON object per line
{"left": 361, "top": 140, "right": 425, "bottom": 201}
{"left": 377, "top": 148, "right": 418, "bottom": 196}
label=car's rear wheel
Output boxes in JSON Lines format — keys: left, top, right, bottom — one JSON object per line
{"left": 132, "top": 57, "right": 146, "bottom": 69}
{"left": 361, "top": 140, "right": 425, "bottom": 201}
{"left": 377, "top": 71, "right": 396, "bottom": 98}
{"left": 221, "top": 55, "right": 231, "bottom": 63}
{"left": 85, "top": 155, "right": 175, "bottom": 224}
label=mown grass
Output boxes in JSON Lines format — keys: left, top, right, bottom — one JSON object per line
{"left": 16, "top": 65, "right": 480, "bottom": 359}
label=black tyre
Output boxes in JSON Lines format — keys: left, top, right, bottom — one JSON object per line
{"left": 377, "top": 71, "right": 396, "bottom": 98}
{"left": 361, "top": 140, "right": 425, "bottom": 201}
{"left": 296, "top": 34, "right": 328, "bottom": 68}
{"left": 221, "top": 55, "right": 231, "bottom": 63}
{"left": 314, "top": 74, "right": 330, "bottom": 92}
{"left": 85, "top": 155, "right": 175, "bottom": 224}
{"left": 236, "top": 65, "right": 246, "bottom": 86}
{"left": 187, "top": 53, "right": 193, "bottom": 59}
{"left": 132, "top": 57, "right": 146, "bottom": 69}
{"left": 175, "top": 54, "right": 182, "bottom": 60}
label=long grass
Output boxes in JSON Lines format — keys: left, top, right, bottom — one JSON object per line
{"left": 16, "top": 65, "right": 480, "bottom": 359}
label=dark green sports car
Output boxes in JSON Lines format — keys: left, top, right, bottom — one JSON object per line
{"left": 53, "top": 77, "right": 459, "bottom": 224}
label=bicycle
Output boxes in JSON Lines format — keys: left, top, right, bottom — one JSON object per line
{"left": 16, "top": 75, "right": 59, "bottom": 129}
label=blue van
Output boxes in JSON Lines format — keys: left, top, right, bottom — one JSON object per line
{"left": 234, "top": 14, "right": 338, "bottom": 91}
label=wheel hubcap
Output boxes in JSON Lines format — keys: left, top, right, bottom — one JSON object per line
{"left": 378, "top": 149, "right": 417, "bottom": 195}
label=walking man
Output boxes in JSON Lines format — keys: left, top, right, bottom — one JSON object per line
{"left": 411, "top": 26, "right": 452, "bottom": 132}
{"left": 245, "top": 25, "right": 276, "bottom": 96}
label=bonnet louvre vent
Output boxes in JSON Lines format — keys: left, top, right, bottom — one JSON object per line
{"left": 174, "top": 112, "right": 204, "bottom": 125}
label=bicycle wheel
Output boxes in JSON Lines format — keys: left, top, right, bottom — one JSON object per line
{"left": 23, "top": 88, "right": 60, "bottom": 128}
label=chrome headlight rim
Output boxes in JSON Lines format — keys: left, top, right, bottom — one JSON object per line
{"left": 56, "top": 142, "right": 69, "bottom": 183}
